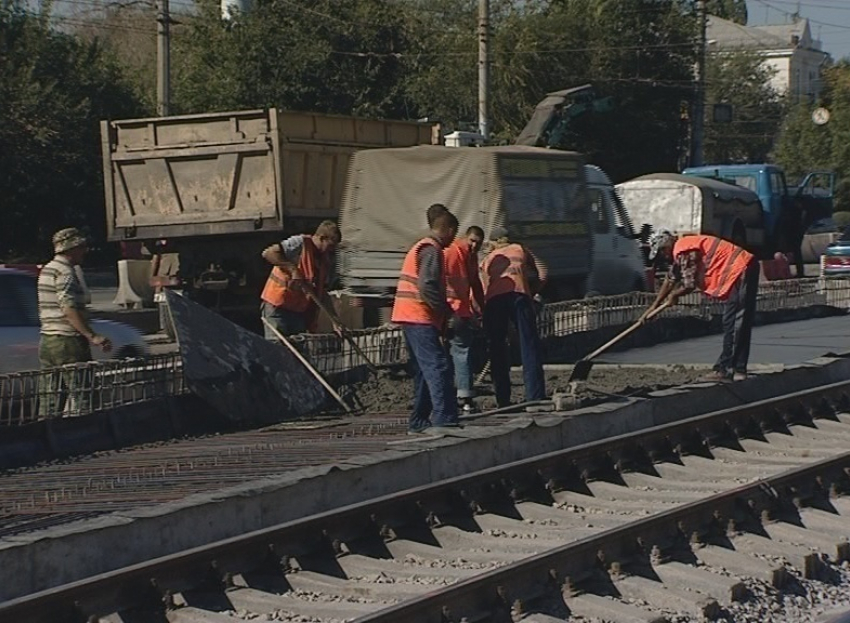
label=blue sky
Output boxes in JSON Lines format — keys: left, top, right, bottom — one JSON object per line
{"left": 746, "top": 0, "right": 850, "bottom": 61}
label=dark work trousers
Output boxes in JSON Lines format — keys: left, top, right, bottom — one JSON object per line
{"left": 714, "top": 259, "right": 760, "bottom": 375}
{"left": 483, "top": 292, "right": 546, "bottom": 408}
{"left": 402, "top": 322, "right": 459, "bottom": 432}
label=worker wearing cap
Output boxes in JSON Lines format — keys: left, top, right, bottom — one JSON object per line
{"left": 260, "top": 220, "right": 342, "bottom": 339}
{"left": 444, "top": 225, "right": 486, "bottom": 412}
{"left": 642, "top": 230, "right": 759, "bottom": 381}
{"left": 37, "top": 228, "right": 113, "bottom": 416}
{"left": 392, "top": 209, "right": 460, "bottom": 434}
{"left": 480, "top": 227, "right": 547, "bottom": 408}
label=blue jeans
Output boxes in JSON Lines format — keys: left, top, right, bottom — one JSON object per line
{"left": 261, "top": 302, "right": 307, "bottom": 340}
{"left": 715, "top": 259, "right": 759, "bottom": 374}
{"left": 449, "top": 317, "right": 475, "bottom": 399}
{"left": 402, "top": 323, "right": 459, "bottom": 431}
{"left": 484, "top": 292, "right": 546, "bottom": 407}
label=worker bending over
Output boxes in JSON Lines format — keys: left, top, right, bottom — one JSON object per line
{"left": 444, "top": 225, "right": 486, "bottom": 412}
{"left": 644, "top": 231, "right": 759, "bottom": 381}
{"left": 480, "top": 227, "right": 547, "bottom": 407}
{"left": 392, "top": 209, "right": 461, "bottom": 434}
{"left": 260, "top": 220, "right": 342, "bottom": 339}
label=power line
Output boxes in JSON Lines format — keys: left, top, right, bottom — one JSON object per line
{"left": 751, "top": 0, "right": 850, "bottom": 31}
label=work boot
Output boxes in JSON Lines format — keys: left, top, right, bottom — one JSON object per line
{"left": 460, "top": 398, "right": 477, "bottom": 414}
{"left": 700, "top": 370, "right": 732, "bottom": 383}
{"left": 732, "top": 371, "right": 748, "bottom": 382}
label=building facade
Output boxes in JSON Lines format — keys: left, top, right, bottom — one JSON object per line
{"left": 708, "top": 15, "right": 831, "bottom": 101}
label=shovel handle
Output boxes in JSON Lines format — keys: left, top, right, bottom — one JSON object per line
{"left": 582, "top": 303, "right": 671, "bottom": 362}
{"left": 262, "top": 318, "right": 351, "bottom": 413}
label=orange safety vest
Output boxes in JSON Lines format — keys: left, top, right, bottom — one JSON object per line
{"left": 481, "top": 243, "right": 531, "bottom": 301}
{"left": 444, "top": 240, "right": 475, "bottom": 318}
{"left": 260, "top": 235, "right": 328, "bottom": 314}
{"left": 673, "top": 235, "right": 753, "bottom": 300}
{"left": 391, "top": 238, "right": 445, "bottom": 328}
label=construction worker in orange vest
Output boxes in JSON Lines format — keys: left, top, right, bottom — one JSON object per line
{"left": 259, "top": 220, "right": 342, "bottom": 339}
{"left": 444, "top": 225, "right": 486, "bottom": 413}
{"left": 480, "top": 227, "right": 547, "bottom": 408}
{"left": 643, "top": 230, "right": 759, "bottom": 381}
{"left": 392, "top": 208, "right": 460, "bottom": 434}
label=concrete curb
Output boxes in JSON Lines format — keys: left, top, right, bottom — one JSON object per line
{"left": 2, "top": 353, "right": 849, "bottom": 601}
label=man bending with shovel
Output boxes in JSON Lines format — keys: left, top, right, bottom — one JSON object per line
{"left": 643, "top": 230, "right": 759, "bottom": 382}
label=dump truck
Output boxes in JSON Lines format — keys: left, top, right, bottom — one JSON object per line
{"left": 100, "top": 108, "right": 438, "bottom": 329}
{"left": 338, "top": 145, "right": 594, "bottom": 318}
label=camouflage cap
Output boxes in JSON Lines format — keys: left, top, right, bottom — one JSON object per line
{"left": 53, "top": 228, "right": 88, "bottom": 254}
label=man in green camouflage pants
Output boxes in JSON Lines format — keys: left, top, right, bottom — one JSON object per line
{"left": 37, "top": 228, "right": 112, "bottom": 417}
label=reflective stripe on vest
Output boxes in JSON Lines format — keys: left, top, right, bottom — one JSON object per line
{"left": 444, "top": 240, "right": 474, "bottom": 317}
{"left": 260, "top": 235, "right": 327, "bottom": 313}
{"left": 481, "top": 244, "right": 530, "bottom": 301}
{"left": 391, "top": 238, "right": 445, "bottom": 327}
{"left": 673, "top": 234, "right": 753, "bottom": 300}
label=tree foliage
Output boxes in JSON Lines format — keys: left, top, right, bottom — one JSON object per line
{"left": 0, "top": 7, "right": 142, "bottom": 259}
{"left": 703, "top": 51, "right": 784, "bottom": 163}
{"left": 704, "top": 0, "right": 747, "bottom": 24}
{"left": 773, "top": 62, "right": 850, "bottom": 212}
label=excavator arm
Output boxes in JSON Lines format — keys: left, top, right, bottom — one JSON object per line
{"left": 514, "top": 84, "right": 614, "bottom": 148}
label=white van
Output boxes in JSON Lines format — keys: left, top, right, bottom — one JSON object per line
{"left": 584, "top": 164, "right": 648, "bottom": 296}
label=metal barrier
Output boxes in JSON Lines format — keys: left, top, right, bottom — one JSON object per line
{"left": 0, "top": 354, "right": 185, "bottom": 427}
{"left": 3, "top": 277, "right": 848, "bottom": 426}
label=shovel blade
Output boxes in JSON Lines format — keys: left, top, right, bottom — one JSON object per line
{"left": 569, "top": 359, "right": 594, "bottom": 382}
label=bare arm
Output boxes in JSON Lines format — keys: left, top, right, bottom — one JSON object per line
{"left": 261, "top": 244, "right": 301, "bottom": 275}
{"left": 64, "top": 308, "right": 112, "bottom": 352}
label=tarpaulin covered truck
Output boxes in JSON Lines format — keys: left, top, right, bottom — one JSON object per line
{"left": 338, "top": 145, "right": 594, "bottom": 319}
{"left": 100, "top": 108, "right": 438, "bottom": 329}
{"left": 616, "top": 173, "right": 765, "bottom": 253}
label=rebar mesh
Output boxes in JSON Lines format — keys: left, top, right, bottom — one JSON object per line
{"left": 0, "top": 354, "right": 185, "bottom": 427}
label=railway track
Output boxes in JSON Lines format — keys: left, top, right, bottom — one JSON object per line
{"left": 4, "top": 381, "right": 850, "bottom": 622}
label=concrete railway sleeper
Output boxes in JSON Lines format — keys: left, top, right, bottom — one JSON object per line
{"left": 4, "top": 382, "right": 850, "bottom": 622}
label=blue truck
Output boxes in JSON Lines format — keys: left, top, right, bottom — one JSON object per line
{"left": 682, "top": 164, "right": 835, "bottom": 271}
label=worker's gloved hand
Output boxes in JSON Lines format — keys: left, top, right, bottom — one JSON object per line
{"left": 532, "top": 293, "right": 544, "bottom": 315}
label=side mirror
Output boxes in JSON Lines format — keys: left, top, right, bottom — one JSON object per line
{"left": 638, "top": 223, "right": 652, "bottom": 243}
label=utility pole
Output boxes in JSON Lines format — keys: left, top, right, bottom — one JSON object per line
{"left": 157, "top": 0, "right": 171, "bottom": 116}
{"left": 691, "top": 0, "right": 706, "bottom": 167}
{"left": 478, "top": 0, "right": 489, "bottom": 141}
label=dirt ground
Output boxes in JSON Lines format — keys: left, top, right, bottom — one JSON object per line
{"left": 346, "top": 365, "right": 708, "bottom": 414}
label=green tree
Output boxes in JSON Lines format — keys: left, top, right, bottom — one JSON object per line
{"left": 703, "top": 51, "right": 784, "bottom": 163}
{"left": 705, "top": 0, "right": 747, "bottom": 24}
{"left": 774, "top": 62, "right": 850, "bottom": 212}
{"left": 172, "top": 0, "right": 415, "bottom": 118}
{"left": 0, "top": 7, "right": 142, "bottom": 258}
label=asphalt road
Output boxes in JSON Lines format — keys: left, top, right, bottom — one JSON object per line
{"left": 601, "top": 316, "right": 850, "bottom": 366}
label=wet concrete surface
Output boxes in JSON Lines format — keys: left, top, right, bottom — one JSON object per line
{"left": 347, "top": 365, "right": 709, "bottom": 414}
{"left": 601, "top": 316, "right": 850, "bottom": 366}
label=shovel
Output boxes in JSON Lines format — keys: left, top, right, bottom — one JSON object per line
{"left": 568, "top": 302, "right": 671, "bottom": 382}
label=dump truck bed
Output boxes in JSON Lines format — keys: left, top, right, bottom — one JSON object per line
{"left": 101, "top": 109, "right": 437, "bottom": 241}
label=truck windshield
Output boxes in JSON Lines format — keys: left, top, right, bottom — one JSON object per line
{"left": 729, "top": 175, "right": 757, "bottom": 192}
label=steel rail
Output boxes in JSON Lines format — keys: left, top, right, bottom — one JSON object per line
{"left": 3, "top": 379, "right": 850, "bottom": 622}
{"left": 355, "top": 451, "right": 850, "bottom": 623}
